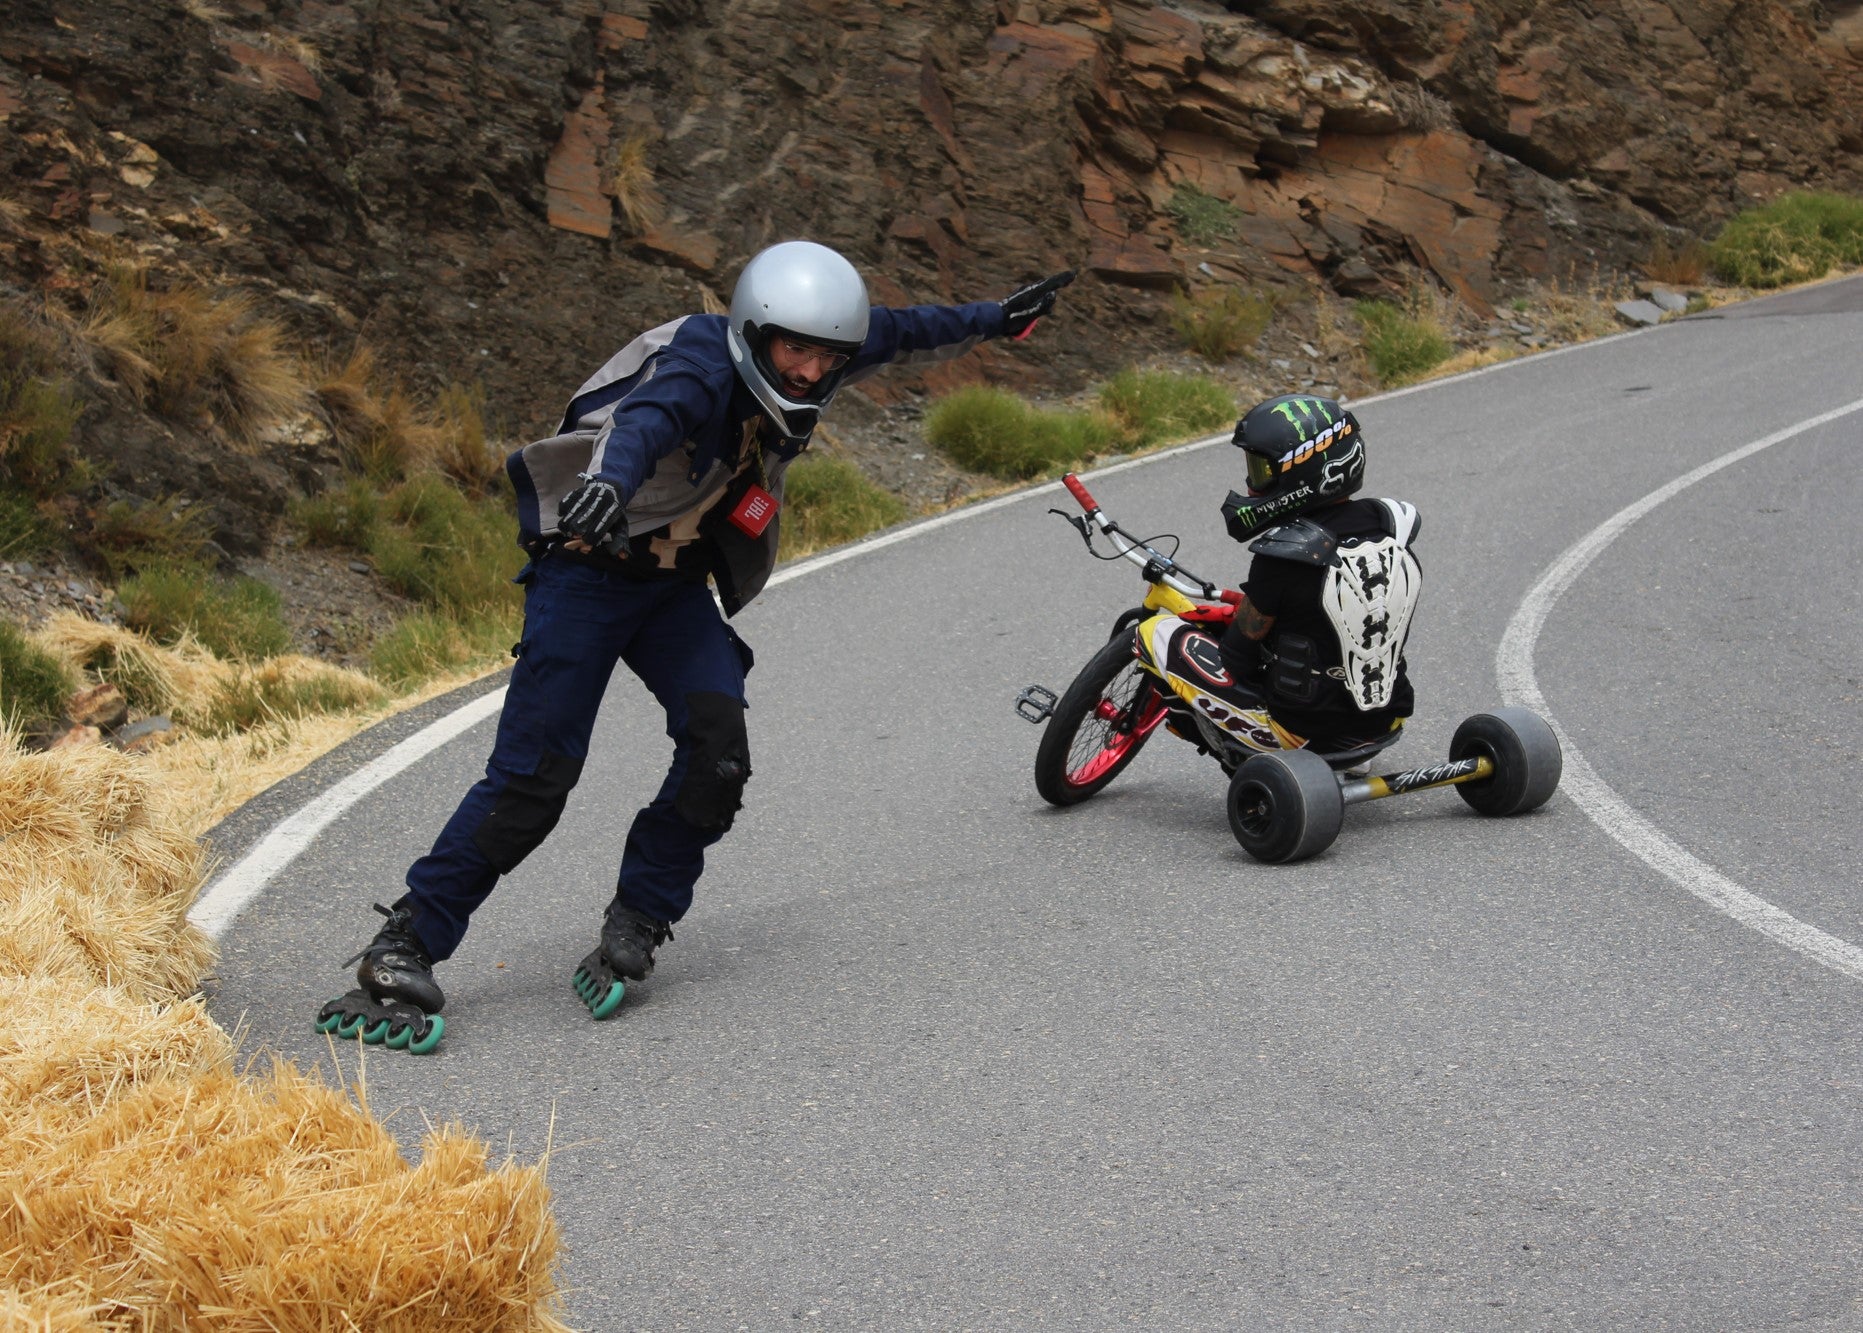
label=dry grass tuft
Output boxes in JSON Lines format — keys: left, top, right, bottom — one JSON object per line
{"left": 314, "top": 345, "right": 499, "bottom": 487}
{"left": 1643, "top": 235, "right": 1709, "bottom": 286}
{"left": 1527, "top": 275, "right": 1630, "bottom": 344}
{"left": 35, "top": 613, "right": 385, "bottom": 739}
{"left": 611, "top": 131, "right": 665, "bottom": 234}
{"left": 35, "top": 613, "right": 231, "bottom": 720}
{"left": 78, "top": 269, "right": 309, "bottom": 448}
{"left": 428, "top": 381, "right": 505, "bottom": 493}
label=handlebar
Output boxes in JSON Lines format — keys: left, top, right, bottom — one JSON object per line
{"left": 1056, "top": 472, "right": 1238, "bottom": 604}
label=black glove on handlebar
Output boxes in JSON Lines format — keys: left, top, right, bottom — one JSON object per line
{"left": 1001, "top": 270, "right": 1076, "bottom": 339}
{"left": 558, "top": 477, "right": 628, "bottom": 552}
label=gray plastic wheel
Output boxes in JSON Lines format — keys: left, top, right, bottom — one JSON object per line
{"left": 1449, "top": 707, "right": 1563, "bottom": 816}
{"left": 1226, "top": 749, "right": 1345, "bottom": 863}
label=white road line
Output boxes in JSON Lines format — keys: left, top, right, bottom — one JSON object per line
{"left": 180, "top": 323, "right": 1662, "bottom": 940}
{"left": 191, "top": 688, "right": 507, "bottom": 937}
{"left": 1497, "top": 396, "right": 1863, "bottom": 981}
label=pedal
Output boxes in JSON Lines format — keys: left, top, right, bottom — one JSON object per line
{"left": 1014, "top": 684, "right": 1057, "bottom": 723}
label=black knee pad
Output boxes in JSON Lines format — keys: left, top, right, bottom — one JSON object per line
{"left": 674, "top": 692, "right": 751, "bottom": 832}
{"left": 472, "top": 751, "right": 584, "bottom": 873}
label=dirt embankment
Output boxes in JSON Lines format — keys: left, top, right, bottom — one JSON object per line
{"left": 0, "top": 0, "right": 1858, "bottom": 557}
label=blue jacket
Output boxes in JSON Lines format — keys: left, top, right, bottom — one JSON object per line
{"left": 510, "top": 300, "right": 1011, "bottom": 613}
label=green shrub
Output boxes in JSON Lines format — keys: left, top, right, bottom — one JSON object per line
{"left": 924, "top": 386, "right": 1117, "bottom": 480}
{"left": 0, "top": 491, "right": 55, "bottom": 559}
{"left": 119, "top": 559, "right": 292, "bottom": 661}
{"left": 87, "top": 496, "right": 215, "bottom": 576}
{"left": 0, "top": 619, "right": 75, "bottom": 727}
{"left": 781, "top": 455, "right": 908, "bottom": 555}
{"left": 1353, "top": 297, "right": 1453, "bottom": 386}
{"left": 0, "top": 306, "right": 82, "bottom": 498}
{"left": 369, "top": 474, "right": 523, "bottom": 615}
{"left": 292, "top": 479, "right": 382, "bottom": 550}
{"left": 1165, "top": 183, "right": 1239, "bottom": 246}
{"left": 1171, "top": 287, "right": 1274, "bottom": 362}
{"left": 1097, "top": 370, "right": 1235, "bottom": 451}
{"left": 1709, "top": 192, "right": 1863, "bottom": 288}
{"left": 371, "top": 607, "right": 517, "bottom": 688}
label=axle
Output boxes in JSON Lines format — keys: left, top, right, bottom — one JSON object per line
{"left": 1339, "top": 755, "right": 1494, "bottom": 806}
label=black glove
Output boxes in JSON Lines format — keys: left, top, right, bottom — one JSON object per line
{"left": 1001, "top": 269, "right": 1076, "bottom": 339}
{"left": 557, "top": 476, "right": 628, "bottom": 551}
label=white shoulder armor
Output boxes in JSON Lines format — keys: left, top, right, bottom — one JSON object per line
{"left": 1320, "top": 508, "right": 1423, "bottom": 710}
{"left": 1375, "top": 497, "right": 1420, "bottom": 548}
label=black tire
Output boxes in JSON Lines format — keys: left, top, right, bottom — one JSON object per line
{"left": 1033, "top": 631, "right": 1166, "bottom": 806}
{"left": 1225, "top": 749, "right": 1345, "bottom": 863}
{"left": 1450, "top": 707, "right": 1563, "bottom": 816}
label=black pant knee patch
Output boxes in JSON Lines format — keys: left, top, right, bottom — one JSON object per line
{"left": 472, "top": 751, "right": 584, "bottom": 873}
{"left": 674, "top": 692, "right": 751, "bottom": 832}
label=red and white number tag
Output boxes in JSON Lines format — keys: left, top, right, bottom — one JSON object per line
{"left": 727, "top": 482, "right": 778, "bottom": 538}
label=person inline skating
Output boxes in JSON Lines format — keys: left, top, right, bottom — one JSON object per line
{"left": 322, "top": 241, "right": 1076, "bottom": 1048}
{"left": 1142, "top": 393, "right": 1422, "bottom": 772}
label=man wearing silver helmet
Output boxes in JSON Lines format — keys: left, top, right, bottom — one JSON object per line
{"left": 328, "top": 241, "right": 1073, "bottom": 1037}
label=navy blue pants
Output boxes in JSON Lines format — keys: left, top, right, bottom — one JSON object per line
{"left": 402, "top": 555, "right": 751, "bottom": 962}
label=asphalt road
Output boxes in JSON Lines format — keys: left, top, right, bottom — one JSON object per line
{"left": 206, "top": 276, "right": 1863, "bottom": 1331}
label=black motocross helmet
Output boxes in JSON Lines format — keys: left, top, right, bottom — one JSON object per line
{"left": 1219, "top": 393, "right": 1365, "bottom": 542}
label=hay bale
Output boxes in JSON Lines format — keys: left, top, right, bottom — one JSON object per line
{"left": 0, "top": 740, "right": 211, "bottom": 1000}
{"left": 0, "top": 708, "right": 571, "bottom": 1332}
{"left": 0, "top": 980, "right": 230, "bottom": 1112}
{"left": 0, "top": 1282, "right": 113, "bottom": 1330}
{"left": 3, "top": 1058, "right": 569, "bottom": 1331}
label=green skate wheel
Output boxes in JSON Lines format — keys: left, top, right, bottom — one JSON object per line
{"left": 590, "top": 980, "right": 625, "bottom": 1020}
{"left": 384, "top": 1022, "right": 413, "bottom": 1050}
{"left": 406, "top": 1015, "right": 444, "bottom": 1055}
{"left": 360, "top": 1018, "right": 391, "bottom": 1044}
{"left": 315, "top": 1009, "right": 343, "bottom": 1034}
{"left": 335, "top": 1012, "right": 367, "bottom": 1039}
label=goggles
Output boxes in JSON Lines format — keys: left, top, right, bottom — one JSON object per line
{"left": 1245, "top": 451, "right": 1278, "bottom": 492}
{"left": 776, "top": 336, "right": 851, "bottom": 373}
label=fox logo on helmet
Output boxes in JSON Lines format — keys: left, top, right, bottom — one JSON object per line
{"left": 1318, "top": 437, "right": 1364, "bottom": 495}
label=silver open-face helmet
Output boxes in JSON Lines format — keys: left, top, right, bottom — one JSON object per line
{"left": 726, "top": 241, "right": 870, "bottom": 441}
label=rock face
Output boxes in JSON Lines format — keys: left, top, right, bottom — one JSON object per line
{"left": 0, "top": 0, "right": 1858, "bottom": 542}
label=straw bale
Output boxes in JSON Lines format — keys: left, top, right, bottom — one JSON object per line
{"left": 0, "top": 981, "right": 228, "bottom": 1113}
{"left": 3, "top": 1059, "right": 570, "bottom": 1332}
{"left": 0, "top": 1283, "right": 113, "bottom": 1330}
{"left": 0, "top": 744, "right": 211, "bottom": 1001}
{"left": 0, "top": 641, "right": 570, "bottom": 1332}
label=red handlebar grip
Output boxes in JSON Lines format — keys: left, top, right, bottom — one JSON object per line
{"left": 1062, "top": 473, "right": 1097, "bottom": 511}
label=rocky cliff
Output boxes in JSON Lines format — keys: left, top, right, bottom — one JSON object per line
{"left": 2, "top": 0, "right": 1860, "bottom": 546}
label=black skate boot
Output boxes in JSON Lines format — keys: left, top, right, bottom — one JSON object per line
{"left": 571, "top": 899, "right": 673, "bottom": 1020}
{"left": 315, "top": 901, "right": 446, "bottom": 1054}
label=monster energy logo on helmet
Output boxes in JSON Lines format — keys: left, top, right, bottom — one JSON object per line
{"left": 1269, "top": 396, "right": 1338, "bottom": 442}
{"left": 1220, "top": 393, "right": 1366, "bottom": 543}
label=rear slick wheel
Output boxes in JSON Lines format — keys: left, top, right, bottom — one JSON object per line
{"left": 1226, "top": 749, "right": 1345, "bottom": 863}
{"left": 1033, "top": 631, "right": 1167, "bottom": 806}
{"left": 1449, "top": 708, "right": 1563, "bottom": 816}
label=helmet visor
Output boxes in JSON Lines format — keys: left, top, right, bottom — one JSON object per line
{"left": 1245, "top": 451, "right": 1277, "bottom": 493}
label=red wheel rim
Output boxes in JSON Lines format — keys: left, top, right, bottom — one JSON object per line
{"left": 1063, "top": 688, "right": 1167, "bottom": 790}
